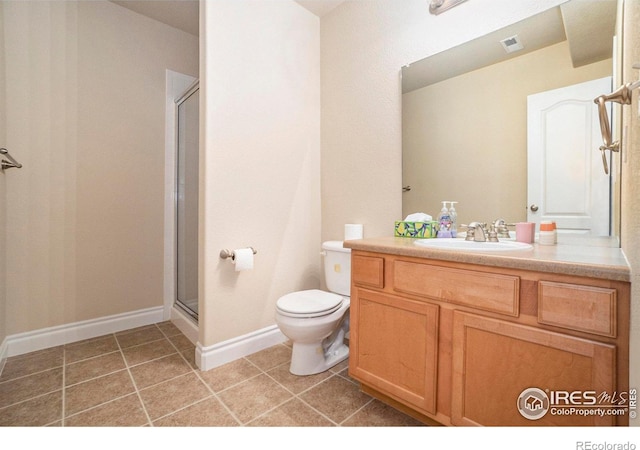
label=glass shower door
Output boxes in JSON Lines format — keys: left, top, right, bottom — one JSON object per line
{"left": 175, "top": 82, "right": 199, "bottom": 320}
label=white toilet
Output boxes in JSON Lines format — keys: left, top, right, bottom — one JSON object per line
{"left": 275, "top": 241, "right": 351, "bottom": 376}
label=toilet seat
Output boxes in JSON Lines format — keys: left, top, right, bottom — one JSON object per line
{"left": 276, "top": 289, "right": 344, "bottom": 318}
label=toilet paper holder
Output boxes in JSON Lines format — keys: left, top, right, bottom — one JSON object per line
{"left": 219, "top": 247, "right": 257, "bottom": 261}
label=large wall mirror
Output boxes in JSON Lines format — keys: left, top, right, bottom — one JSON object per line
{"left": 402, "top": 0, "right": 622, "bottom": 244}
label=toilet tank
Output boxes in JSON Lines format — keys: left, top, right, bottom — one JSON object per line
{"left": 322, "top": 241, "right": 351, "bottom": 297}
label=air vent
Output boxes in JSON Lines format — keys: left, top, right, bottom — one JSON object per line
{"left": 500, "top": 35, "right": 524, "bottom": 53}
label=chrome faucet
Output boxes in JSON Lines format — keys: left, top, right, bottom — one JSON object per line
{"left": 464, "top": 221, "right": 500, "bottom": 242}
{"left": 465, "top": 222, "right": 488, "bottom": 242}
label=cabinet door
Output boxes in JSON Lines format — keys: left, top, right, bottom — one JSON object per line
{"left": 349, "top": 288, "right": 439, "bottom": 415}
{"left": 451, "top": 311, "right": 616, "bottom": 426}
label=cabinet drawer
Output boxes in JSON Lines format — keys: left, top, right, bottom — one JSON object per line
{"left": 352, "top": 255, "right": 384, "bottom": 289}
{"left": 538, "top": 281, "right": 617, "bottom": 338}
{"left": 393, "top": 261, "right": 519, "bottom": 316}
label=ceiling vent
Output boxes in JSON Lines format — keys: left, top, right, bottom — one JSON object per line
{"left": 500, "top": 35, "right": 524, "bottom": 53}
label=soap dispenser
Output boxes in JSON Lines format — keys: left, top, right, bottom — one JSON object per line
{"left": 449, "top": 201, "right": 458, "bottom": 238}
{"left": 437, "top": 201, "right": 452, "bottom": 238}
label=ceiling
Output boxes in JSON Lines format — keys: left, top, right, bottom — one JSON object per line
{"left": 109, "top": 1, "right": 199, "bottom": 36}
{"left": 294, "top": 0, "right": 346, "bottom": 17}
{"left": 108, "top": 0, "right": 346, "bottom": 36}
{"left": 108, "top": 0, "right": 616, "bottom": 91}
{"left": 402, "top": 1, "right": 617, "bottom": 93}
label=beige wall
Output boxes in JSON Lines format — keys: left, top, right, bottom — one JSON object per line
{"left": 1, "top": 1, "right": 198, "bottom": 338}
{"left": 622, "top": 0, "right": 640, "bottom": 427}
{"left": 199, "top": 1, "right": 321, "bottom": 346}
{"left": 403, "top": 41, "right": 611, "bottom": 226}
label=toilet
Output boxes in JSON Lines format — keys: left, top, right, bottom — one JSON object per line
{"left": 275, "top": 241, "right": 351, "bottom": 376}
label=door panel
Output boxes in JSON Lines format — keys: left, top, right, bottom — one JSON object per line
{"left": 527, "top": 77, "right": 611, "bottom": 234}
{"left": 176, "top": 84, "right": 199, "bottom": 319}
{"left": 350, "top": 288, "right": 439, "bottom": 415}
{"left": 451, "top": 311, "right": 616, "bottom": 426}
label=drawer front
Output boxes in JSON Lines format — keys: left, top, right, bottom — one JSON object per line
{"left": 352, "top": 255, "right": 384, "bottom": 289}
{"left": 393, "top": 261, "right": 519, "bottom": 316}
{"left": 538, "top": 281, "right": 617, "bottom": 337}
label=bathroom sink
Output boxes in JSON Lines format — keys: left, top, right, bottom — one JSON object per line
{"left": 414, "top": 239, "right": 533, "bottom": 253}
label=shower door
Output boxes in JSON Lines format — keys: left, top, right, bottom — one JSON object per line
{"left": 175, "top": 82, "right": 199, "bottom": 320}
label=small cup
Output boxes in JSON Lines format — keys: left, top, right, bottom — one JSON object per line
{"left": 516, "top": 222, "right": 535, "bottom": 244}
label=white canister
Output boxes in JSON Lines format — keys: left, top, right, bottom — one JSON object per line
{"left": 538, "top": 221, "right": 556, "bottom": 245}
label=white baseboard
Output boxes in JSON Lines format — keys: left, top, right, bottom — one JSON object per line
{"left": 0, "top": 307, "right": 287, "bottom": 375}
{"left": 170, "top": 306, "right": 198, "bottom": 345}
{"left": 196, "top": 325, "right": 287, "bottom": 371}
{"left": 0, "top": 306, "right": 164, "bottom": 359}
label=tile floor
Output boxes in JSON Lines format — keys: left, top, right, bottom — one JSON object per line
{"left": 0, "top": 321, "right": 424, "bottom": 427}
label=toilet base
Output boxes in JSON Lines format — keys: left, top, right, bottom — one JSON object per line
{"left": 289, "top": 341, "right": 349, "bottom": 376}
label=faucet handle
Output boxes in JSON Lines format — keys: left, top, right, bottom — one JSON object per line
{"left": 493, "top": 219, "right": 514, "bottom": 238}
{"left": 461, "top": 224, "right": 476, "bottom": 241}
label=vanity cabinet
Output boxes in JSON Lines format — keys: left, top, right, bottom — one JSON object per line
{"left": 348, "top": 250, "right": 630, "bottom": 427}
{"left": 350, "top": 288, "right": 439, "bottom": 415}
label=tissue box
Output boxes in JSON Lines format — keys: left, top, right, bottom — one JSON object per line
{"left": 394, "top": 221, "right": 439, "bottom": 238}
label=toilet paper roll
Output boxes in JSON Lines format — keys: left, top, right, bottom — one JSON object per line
{"left": 232, "top": 248, "right": 254, "bottom": 272}
{"left": 344, "top": 224, "right": 363, "bottom": 240}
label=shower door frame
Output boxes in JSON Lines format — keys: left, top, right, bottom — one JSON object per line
{"left": 174, "top": 80, "right": 200, "bottom": 322}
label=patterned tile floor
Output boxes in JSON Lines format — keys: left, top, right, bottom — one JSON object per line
{"left": 0, "top": 321, "right": 424, "bottom": 427}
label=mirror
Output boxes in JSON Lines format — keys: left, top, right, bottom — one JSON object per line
{"left": 402, "top": 0, "right": 621, "bottom": 243}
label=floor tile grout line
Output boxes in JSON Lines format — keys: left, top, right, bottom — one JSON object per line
{"left": 149, "top": 392, "right": 221, "bottom": 425}
{"left": 122, "top": 350, "right": 181, "bottom": 372}
{"left": 212, "top": 366, "right": 268, "bottom": 397}
{"left": 64, "top": 368, "right": 130, "bottom": 389}
{"left": 116, "top": 337, "right": 172, "bottom": 355}
{"left": 190, "top": 359, "right": 256, "bottom": 426}
{"left": 0, "top": 388, "right": 63, "bottom": 413}
{"left": 152, "top": 326, "right": 244, "bottom": 426}
{"left": 291, "top": 395, "right": 342, "bottom": 426}
{"left": 339, "top": 397, "right": 375, "bottom": 426}
{"left": 63, "top": 391, "right": 149, "bottom": 424}
{"left": 257, "top": 360, "right": 346, "bottom": 426}
{"left": 115, "top": 332, "right": 154, "bottom": 427}
{"left": 61, "top": 330, "right": 192, "bottom": 425}
{"left": 0, "top": 364, "right": 65, "bottom": 385}
{"left": 66, "top": 349, "right": 122, "bottom": 367}
{"left": 179, "top": 369, "right": 243, "bottom": 426}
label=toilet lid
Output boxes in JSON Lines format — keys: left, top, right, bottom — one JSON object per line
{"left": 276, "top": 289, "right": 344, "bottom": 317}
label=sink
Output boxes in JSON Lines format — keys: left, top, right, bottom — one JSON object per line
{"left": 414, "top": 239, "right": 533, "bottom": 253}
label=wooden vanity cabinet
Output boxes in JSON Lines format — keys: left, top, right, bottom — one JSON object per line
{"left": 350, "top": 289, "right": 439, "bottom": 415}
{"left": 348, "top": 251, "right": 630, "bottom": 427}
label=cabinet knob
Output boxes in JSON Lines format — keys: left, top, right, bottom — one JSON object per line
{"left": 530, "top": 204, "right": 539, "bottom": 212}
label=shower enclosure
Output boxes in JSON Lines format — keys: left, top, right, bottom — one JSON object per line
{"left": 175, "top": 81, "right": 199, "bottom": 320}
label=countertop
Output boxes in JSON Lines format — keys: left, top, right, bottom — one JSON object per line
{"left": 343, "top": 235, "right": 631, "bottom": 282}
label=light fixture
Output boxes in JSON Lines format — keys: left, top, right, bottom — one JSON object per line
{"left": 429, "top": 0, "right": 469, "bottom": 15}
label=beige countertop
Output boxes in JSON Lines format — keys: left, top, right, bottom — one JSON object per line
{"left": 343, "top": 235, "right": 631, "bottom": 282}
